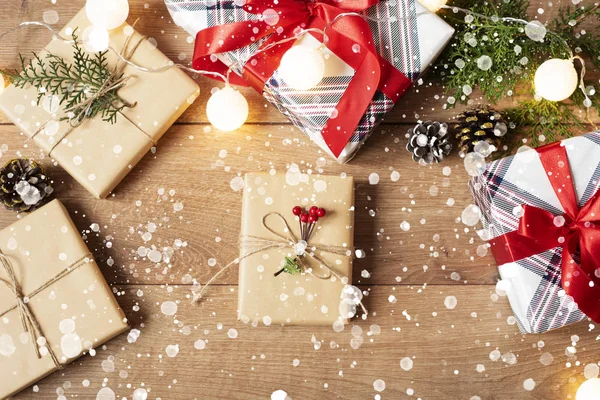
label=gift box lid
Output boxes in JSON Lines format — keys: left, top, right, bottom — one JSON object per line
{"left": 165, "top": 0, "right": 454, "bottom": 163}
{"left": 469, "top": 133, "right": 600, "bottom": 333}
{"left": 0, "top": 199, "right": 129, "bottom": 398}
{"left": 0, "top": 9, "right": 200, "bottom": 198}
{"left": 238, "top": 172, "right": 356, "bottom": 325}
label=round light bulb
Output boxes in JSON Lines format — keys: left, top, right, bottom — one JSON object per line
{"left": 577, "top": 378, "right": 600, "bottom": 400}
{"left": 278, "top": 45, "right": 325, "bottom": 91}
{"left": 82, "top": 26, "right": 110, "bottom": 53}
{"left": 206, "top": 85, "right": 249, "bottom": 132}
{"left": 534, "top": 58, "right": 578, "bottom": 102}
{"left": 86, "top": 0, "right": 130, "bottom": 30}
{"left": 417, "top": 0, "right": 448, "bottom": 12}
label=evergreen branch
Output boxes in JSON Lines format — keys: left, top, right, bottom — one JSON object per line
{"left": 434, "top": 0, "right": 600, "bottom": 148}
{"left": 504, "top": 98, "right": 585, "bottom": 147}
{"left": 274, "top": 257, "right": 303, "bottom": 277}
{"left": 0, "top": 31, "right": 133, "bottom": 126}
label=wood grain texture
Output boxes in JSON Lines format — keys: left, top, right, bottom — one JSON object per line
{"left": 0, "top": 0, "right": 598, "bottom": 399}
{"left": 0, "top": 123, "right": 498, "bottom": 287}
{"left": 10, "top": 286, "right": 600, "bottom": 400}
{"left": 1, "top": 0, "right": 599, "bottom": 126}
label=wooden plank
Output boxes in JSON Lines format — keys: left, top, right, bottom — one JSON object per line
{"left": 1, "top": 0, "right": 599, "bottom": 125}
{"left": 10, "top": 285, "right": 598, "bottom": 400}
{"left": 1, "top": 2, "right": 599, "bottom": 400}
{"left": 0, "top": 1, "right": 22, "bottom": 68}
{"left": 0, "top": 123, "right": 500, "bottom": 286}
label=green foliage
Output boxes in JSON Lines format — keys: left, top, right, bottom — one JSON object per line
{"left": 274, "top": 256, "right": 303, "bottom": 277}
{"left": 504, "top": 99, "right": 585, "bottom": 147}
{"left": 437, "top": 0, "right": 569, "bottom": 104}
{"left": 0, "top": 32, "right": 132, "bottom": 125}
{"left": 551, "top": 4, "right": 600, "bottom": 69}
{"left": 435, "top": 1, "right": 600, "bottom": 146}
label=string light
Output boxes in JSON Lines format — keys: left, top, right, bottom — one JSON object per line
{"left": 278, "top": 45, "right": 326, "bottom": 91}
{"left": 576, "top": 378, "right": 600, "bottom": 400}
{"left": 1, "top": 3, "right": 591, "bottom": 133}
{"left": 0, "top": 11, "right": 420, "bottom": 132}
{"left": 206, "top": 85, "right": 249, "bottom": 132}
{"left": 437, "top": 4, "right": 593, "bottom": 108}
{"left": 85, "top": 0, "right": 130, "bottom": 30}
{"left": 0, "top": 21, "right": 247, "bottom": 133}
{"left": 82, "top": 25, "right": 110, "bottom": 52}
{"left": 534, "top": 58, "right": 579, "bottom": 102}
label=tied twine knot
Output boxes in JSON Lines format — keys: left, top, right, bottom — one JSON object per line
{"left": 193, "top": 212, "right": 367, "bottom": 318}
{"left": 242, "top": 212, "right": 351, "bottom": 280}
{"left": 0, "top": 252, "right": 92, "bottom": 368}
{"left": 28, "top": 21, "right": 161, "bottom": 158}
{"left": 64, "top": 26, "right": 144, "bottom": 129}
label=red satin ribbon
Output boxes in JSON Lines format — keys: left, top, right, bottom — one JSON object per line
{"left": 489, "top": 142, "right": 600, "bottom": 323}
{"left": 192, "top": 0, "right": 412, "bottom": 157}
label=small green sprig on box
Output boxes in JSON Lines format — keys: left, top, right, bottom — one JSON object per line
{"left": 0, "top": 31, "right": 134, "bottom": 126}
{"left": 274, "top": 256, "right": 303, "bottom": 277}
{"left": 435, "top": 0, "right": 600, "bottom": 147}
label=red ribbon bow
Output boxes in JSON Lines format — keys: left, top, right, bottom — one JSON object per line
{"left": 192, "top": 0, "right": 412, "bottom": 157}
{"left": 490, "top": 142, "right": 600, "bottom": 323}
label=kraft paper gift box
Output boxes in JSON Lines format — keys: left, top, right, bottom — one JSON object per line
{"left": 165, "top": 0, "right": 454, "bottom": 163}
{"left": 0, "top": 199, "right": 128, "bottom": 398}
{"left": 239, "top": 172, "right": 355, "bottom": 325}
{"left": 0, "top": 9, "right": 200, "bottom": 199}
{"left": 469, "top": 132, "right": 600, "bottom": 334}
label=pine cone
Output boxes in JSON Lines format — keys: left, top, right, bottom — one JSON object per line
{"left": 0, "top": 159, "right": 53, "bottom": 212}
{"left": 406, "top": 121, "right": 452, "bottom": 164}
{"left": 453, "top": 107, "right": 508, "bottom": 157}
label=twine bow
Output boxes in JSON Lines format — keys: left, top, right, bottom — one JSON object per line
{"left": 242, "top": 212, "right": 352, "bottom": 280}
{"left": 0, "top": 252, "right": 91, "bottom": 368}
{"left": 193, "top": 212, "right": 367, "bottom": 318}
{"left": 63, "top": 29, "right": 143, "bottom": 129}
{"left": 28, "top": 23, "right": 158, "bottom": 157}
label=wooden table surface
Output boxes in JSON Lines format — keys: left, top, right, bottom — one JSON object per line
{"left": 1, "top": 1, "right": 599, "bottom": 399}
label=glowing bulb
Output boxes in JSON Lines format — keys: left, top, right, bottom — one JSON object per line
{"left": 86, "top": 0, "right": 130, "bottom": 30}
{"left": 577, "top": 378, "right": 600, "bottom": 400}
{"left": 278, "top": 45, "right": 325, "bottom": 91}
{"left": 206, "top": 85, "right": 248, "bottom": 132}
{"left": 575, "top": 378, "right": 600, "bottom": 400}
{"left": 417, "top": 0, "right": 448, "bottom": 12}
{"left": 534, "top": 58, "right": 578, "bottom": 102}
{"left": 82, "top": 26, "right": 110, "bottom": 52}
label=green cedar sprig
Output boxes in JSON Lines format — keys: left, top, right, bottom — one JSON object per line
{"left": 503, "top": 99, "right": 585, "bottom": 147}
{"left": 436, "top": 0, "right": 570, "bottom": 104}
{"left": 435, "top": 1, "right": 600, "bottom": 146}
{"left": 274, "top": 256, "right": 303, "bottom": 277}
{"left": 551, "top": 3, "right": 600, "bottom": 69}
{"left": 0, "top": 32, "right": 133, "bottom": 125}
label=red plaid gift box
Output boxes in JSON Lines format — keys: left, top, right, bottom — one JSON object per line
{"left": 470, "top": 132, "right": 600, "bottom": 333}
{"left": 165, "top": 0, "right": 454, "bottom": 162}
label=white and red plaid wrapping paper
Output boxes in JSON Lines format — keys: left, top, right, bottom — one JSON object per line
{"left": 164, "top": 0, "right": 454, "bottom": 163}
{"left": 469, "top": 132, "right": 600, "bottom": 333}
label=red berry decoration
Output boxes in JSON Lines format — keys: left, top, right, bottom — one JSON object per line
{"left": 316, "top": 208, "right": 326, "bottom": 218}
{"left": 300, "top": 213, "right": 309, "bottom": 223}
{"left": 308, "top": 215, "right": 318, "bottom": 223}
{"left": 309, "top": 206, "right": 318, "bottom": 216}
{"left": 292, "top": 206, "right": 302, "bottom": 216}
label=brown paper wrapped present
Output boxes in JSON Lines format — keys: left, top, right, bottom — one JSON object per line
{"left": 238, "top": 172, "right": 356, "bottom": 325}
{"left": 0, "top": 199, "right": 128, "bottom": 398}
{"left": 0, "top": 9, "right": 200, "bottom": 199}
